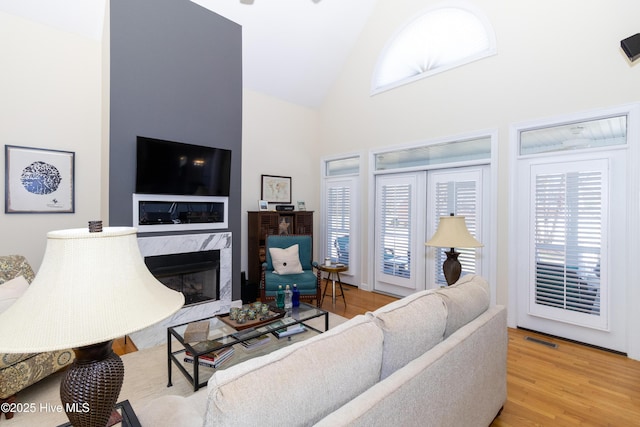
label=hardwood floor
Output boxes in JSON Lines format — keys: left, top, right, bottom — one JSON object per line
{"left": 112, "top": 335, "right": 138, "bottom": 356}
{"left": 493, "top": 328, "right": 640, "bottom": 427}
{"left": 318, "top": 283, "right": 399, "bottom": 319}
{"left": 114, "top": 285, "right": 640, "bottom": 426}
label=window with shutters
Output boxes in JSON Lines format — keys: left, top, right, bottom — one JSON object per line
{"left": 513, "top": 105, "right": 640, "bottom": 353}
{"left": 321, "top": 156, "right": 360, "bottom": 284}
{"left": 370, "top": 133, "right": 493, "bottom": 296}
{"left": 513, "top": 110, "right": 632, "bottom": 333}
{"left": 378, "top": 180, "right": 412, "bottom": 279}
{"left": 326, "top": 183, "right": 351, "bottom": 267}
{"left": 531, "top": 163, "right": 604, "bottom": 317}
{"left": 374, "top": 172, "right": 425, "bottom": 296}
{"left": 429, "top": 169, "right": 482, "bottom": 286}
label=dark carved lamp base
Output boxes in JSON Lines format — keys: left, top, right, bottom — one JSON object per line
{"left": 442, "top": 249, "right": 462, "bottom": 286}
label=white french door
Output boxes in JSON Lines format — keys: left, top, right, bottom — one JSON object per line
{"left": 321, "top": 154, "right": 362, "bottom": 287}
{"left": 373, "top": 172, "right": 425, "bottom": 296}
{"left": 323, "top": 177, "right": 358, "bottom": 285}
{"left": 427, "top": 168, "right": 486, "bottom": 287}
{"left": 373, "top": 167, "right": 487, "bottom": 295}
{"left": 514, "top": 147, "right": 628, "bottom": 352}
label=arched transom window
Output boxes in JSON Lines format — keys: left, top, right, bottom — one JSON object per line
{"left": 372, "top": 2, "right": 496, "bottom": 94}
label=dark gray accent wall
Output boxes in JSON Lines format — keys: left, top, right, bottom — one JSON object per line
{"left": 110, "top": 0, "right": 243, "bottom": 299}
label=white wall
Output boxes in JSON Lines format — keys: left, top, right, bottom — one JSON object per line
{"left": 240, "top": 89, "right": 321, "bottom": 274}
{"left": 3, "top": 1, "right": 639, "bottom": 354}
{"left": 0, "top": 11, "right": 319, "bottom": 278}
{"left": 318, "top": 0, "right": 640, "bottom": 303}
{"left": 0, "top": 12, "right": 103, "bottom": 269}
{"left": 314, "top": 0, "right": 640, "bottom": 357}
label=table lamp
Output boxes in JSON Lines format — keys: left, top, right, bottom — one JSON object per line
{"left": 425, "top": 214, "right": 483, "bottom": 286}
{"left": 0, "top": 222, "right": 184, "bottom": 427}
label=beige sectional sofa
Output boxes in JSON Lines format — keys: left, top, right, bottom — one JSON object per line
{"left": 138, "top": 274, "right": 507, "bottom": 427}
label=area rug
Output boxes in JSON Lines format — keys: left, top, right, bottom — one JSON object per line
{"left": 5, "top": 312, "right": 347, "bottom": 426}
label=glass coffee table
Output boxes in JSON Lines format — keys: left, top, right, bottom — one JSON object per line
{"left": 167, "top": 302, "right": 328, "bottom": 391}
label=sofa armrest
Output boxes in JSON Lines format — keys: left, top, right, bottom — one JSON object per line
{"left": 0, "top": 349, "right": 74, "bottom": 399}
{"left": 314, "top": 306, "right": 507, "bottom": 427}
{"left": 0, "top": 255, "right": 36, "bottom": 285}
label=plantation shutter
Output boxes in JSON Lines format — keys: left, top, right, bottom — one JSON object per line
{"left": 531, "top": 160, "right": 605, "bottom": 325}
{"left": 375, "top": 174, "right": 416, "bottom": 289}
{"left": 325, "top": 181, "right": 352, "bottom": 269}
{"left": 431, "top": 170, "right": 482, "bottom": 286}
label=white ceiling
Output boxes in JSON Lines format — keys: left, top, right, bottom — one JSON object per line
{"left": 0, "top": 0, "right": 378, "bottom": 108}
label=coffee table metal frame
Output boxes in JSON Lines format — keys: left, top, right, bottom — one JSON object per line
{"left": 167, "top": 302, "right": 329, "bottom": 391}
{"left": 57, "top": 400, "right": 140, "bottom": 427}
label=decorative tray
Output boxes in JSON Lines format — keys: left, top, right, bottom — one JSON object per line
{"left": 218, "top": 306, "right": 285, "bottom": 331}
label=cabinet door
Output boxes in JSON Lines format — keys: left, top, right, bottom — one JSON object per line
{"left": 258, "top": 213, "right": 279, "bottom": 262}
{"left": 259, "top": 212, "right": 280, "bottom": 236}
{"left": 276, "top": 214, "right": 294, "bottom": 235}
{"left": 294, "top": 212, "right": 313, "bottom": 234}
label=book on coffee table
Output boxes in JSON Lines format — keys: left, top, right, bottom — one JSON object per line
{"left": 185, "top": 346, "right": 235, "bottom": 368}
{"left": 273, "top": 324, "right": 306, "bottom": 339}
{"left": 240, "top": 334, "right": 271, "bottom": 350}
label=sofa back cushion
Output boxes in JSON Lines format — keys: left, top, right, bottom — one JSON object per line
{"left": 436, "top": 274, "right": 490, "bottom": 338}
{"left": 367, "top": 290, "right": 447, "bottom": 380}
{"left": 204, "top": 315, "right": 383, "bottom": 427}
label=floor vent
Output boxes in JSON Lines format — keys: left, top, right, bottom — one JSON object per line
{"left": 524, "top": 336, "right": 558, "bottom": 349}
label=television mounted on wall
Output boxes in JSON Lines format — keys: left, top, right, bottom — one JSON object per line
{"left": 136, "top": 136, "right": 231, "bottom": 197}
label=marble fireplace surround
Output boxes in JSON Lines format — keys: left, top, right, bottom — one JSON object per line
{"left": 129, "top": 231, "right": 233, "bottom": 349}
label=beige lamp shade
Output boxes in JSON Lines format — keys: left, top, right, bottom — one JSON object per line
{"left": 0, "top": 227, "right": 184, "bottom": 353}
{"left": 425, "top": 215, "right": 483, "bottom": 249}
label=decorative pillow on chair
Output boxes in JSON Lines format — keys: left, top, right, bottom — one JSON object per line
{"left": 269, "top": 244, "right": 304, "bottom": 275}
{"left": 0, "top": 275, "right": 29, "bottom": 314}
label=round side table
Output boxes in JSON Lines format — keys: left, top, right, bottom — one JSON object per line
{"left": 318, "top": 264, "right": 348, "bottom": 306}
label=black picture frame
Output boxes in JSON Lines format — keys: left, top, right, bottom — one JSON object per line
{"left": 5, "top": 145, "right": 75, "bottom": 213}
{"left": 261, "top": 175, "right": 291, "bottom": 204}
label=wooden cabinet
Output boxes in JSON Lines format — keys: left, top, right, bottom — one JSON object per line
{"left": 247, "top": 211, "right": 314, "bottom": 286}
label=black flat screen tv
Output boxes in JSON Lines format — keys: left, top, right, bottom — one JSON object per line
{"left": 136, "top": 136, "right": 231, "bottom": 197}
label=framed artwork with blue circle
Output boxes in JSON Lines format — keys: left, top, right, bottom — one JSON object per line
{"left": 5, "top": 145, "right": 75, "bottom": 213}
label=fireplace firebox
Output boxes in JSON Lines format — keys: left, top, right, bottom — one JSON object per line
{"left": 144, "top": 250, "right": 220, "bottom": 306}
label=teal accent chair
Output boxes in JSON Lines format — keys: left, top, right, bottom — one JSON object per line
{"left": 261, "top": 235, "right": 321, "bottom": 307}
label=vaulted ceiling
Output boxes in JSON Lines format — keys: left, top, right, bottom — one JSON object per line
{"left": 0, "top": 0, "right": 378, "bottom": 108}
